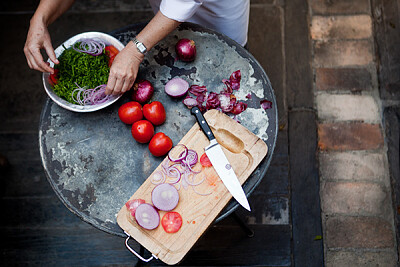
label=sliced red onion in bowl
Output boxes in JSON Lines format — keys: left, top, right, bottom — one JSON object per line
{"left": 71, "top": 84, "right": 111, "bottom": 106}
{"left": 134, "top": 203, "right": 160, "bottom": 230}
{"left": 151, "top": 183, "right": 179, "bottom": 211}
{"left": 72, "top": 38, "right": 106, "bottom": 56}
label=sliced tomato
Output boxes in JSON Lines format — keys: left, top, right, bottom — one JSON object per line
{"left": 49, "top": 68, "right": 59, "bottom": 85}
{"left": 105, "top": 45, "right": 119, "bottom": 67}
{"left": 125, "top": 199, "right": 145, "bottom": 217}
{"left": 161, "top": 211, "right": 182, "bottom": 233}
{"left": 200, "top": 153, "right": 212, "bottom": 167}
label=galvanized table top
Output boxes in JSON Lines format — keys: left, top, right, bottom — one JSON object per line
{"left": 39, "top": 23, "right": 278, "bottom": 237}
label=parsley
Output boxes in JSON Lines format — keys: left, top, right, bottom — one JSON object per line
{"left": 52, "top": 45, "right": 110, "bottom": 103}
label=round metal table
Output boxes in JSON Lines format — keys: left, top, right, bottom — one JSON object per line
{"left": 39, "top": 23, "right": 278, "bottom": 237}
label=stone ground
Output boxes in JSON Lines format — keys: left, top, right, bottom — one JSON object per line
{"left": 0, "top": 0, "right": 399, "bottom": 266}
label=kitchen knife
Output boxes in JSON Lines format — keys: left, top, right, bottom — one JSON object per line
{"left": 191, "top": 107, "right": 251, "bottom": 211}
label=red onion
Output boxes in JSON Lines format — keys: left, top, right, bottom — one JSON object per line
{"left": 125, "top": 199, "right": 145, "bottom": 217}
{"left": 132, "top": 80, "right": 154, "bottom": 104}
{"left": 151, "top": 183, "right": 179, "bottom": 211}
{"left": 175, "top": 38, "right": 196, "bottom": 62}
{"left": 189, "top": 85, "right": 207, "bottom": 96}
{"left": 182, "top": 96, "right": 197, "bottom": 108}
{"left": 134, "top": 203, "right": 160, "bottom": 230}
{"left": 205, "top": 92, "right": 220, "bottom": 110}
{"left": 72, "top": 38, "right": 105, "bottom": 56}
{"left": 168, "top": 144, "right": 188, "bottom": 162}
{"left": 260, "top": 99, "right": 273, "bottom": 110}
{"left": 183, "top": 149, "right": 198, "bottom": 167}
{"left": 231, "top": 102, "right": 248, "bottom": 115}
{"left": 150, "top": 144, "right": 211, "bottom": 195}
{"left": 164, "top": 77, "right": 189, "bottom": 98}
{"left": 71, "top": 84, "right": 111, "bottom": 106}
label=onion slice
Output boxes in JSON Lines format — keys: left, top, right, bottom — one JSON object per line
{"left": 151, "top": 183, "right": 179, "bottom": 211}
{"left": 72, "top": 38, "right": 105, "bottom": 56}
{"left": 71, "top": 84, "right": 111, "bottom": 106}
{"left": 134, "top": 203, "right": 160, "bottom": 230}
{"left": 165, "top": 77, "right": 189, "bottom": 98}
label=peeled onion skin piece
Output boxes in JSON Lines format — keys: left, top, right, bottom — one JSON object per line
{"left": 151, "top": 183, "right": 179, "bottom": 211}
{"left": 134, "top": 203, "right": 160, "bottom": 230}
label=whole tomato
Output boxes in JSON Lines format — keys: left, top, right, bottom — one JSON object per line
{"left": 105, "top": 45, "right": 119, "bottom": 67}
{"left": 118, "top": 101, "right": 143, "bottom": 124}
{"left": 143, "top": 101, "right": 166, "bottom": 126}
{"left": 131, "top": 120, "right": 154, "bottom": 143}
{"left": 149, "top": 132, "right": 173, "bottom": 157}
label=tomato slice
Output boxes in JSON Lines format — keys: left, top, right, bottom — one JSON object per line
{"left": 161, "top": 211, "right": 182, "bottom": 233}
{"left": 200, "top": 153, "right": 212, "bottom": 167}
{"left": 49, "top": 68, "right": 59, "bottom": 85}
{"left": 125, "top": 198, "right": 145, "bottom": 217}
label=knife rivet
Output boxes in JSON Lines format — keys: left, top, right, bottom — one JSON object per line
{"left": 225, "top": 164, "right": 231, "bottom": 170}
{"left": 207, "top": 131, "right": 211, "bottom": 135}
{"left": 202, "top": 120, "right": 205, "bottom": 124}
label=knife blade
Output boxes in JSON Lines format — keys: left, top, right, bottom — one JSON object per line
{"left": 191, "top": 107, "right": 251, "bottom": 211}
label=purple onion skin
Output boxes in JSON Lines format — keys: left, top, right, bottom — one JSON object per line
{"left": 132, "top": 80, "right": 154, "bottom": 104}
{"left": 175, "top": 39, "right": 196, "bottom": 62}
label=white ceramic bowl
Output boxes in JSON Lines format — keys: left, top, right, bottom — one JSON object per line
{"left": 42, "top": 32, "right": 125, "bottom": 112}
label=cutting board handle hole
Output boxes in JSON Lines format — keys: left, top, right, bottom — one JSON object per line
{"left": 213, "top": 128, "right": 244, "bottom": 154}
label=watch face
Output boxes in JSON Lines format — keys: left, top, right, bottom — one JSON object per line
{"left": 138, "top": 43, "right": 146, "bottom": 53}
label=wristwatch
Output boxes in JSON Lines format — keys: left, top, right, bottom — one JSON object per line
{"left": 132, "top": 38, "right": 147, "bottom": 55}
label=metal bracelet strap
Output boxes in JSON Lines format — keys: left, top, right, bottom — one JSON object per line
{"left": 124, "top": 231, "right": 157, "bottom": 262}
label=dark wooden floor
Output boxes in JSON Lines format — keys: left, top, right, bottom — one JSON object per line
{"left": 0, "top": 1, "right": 323, "bottom": 266}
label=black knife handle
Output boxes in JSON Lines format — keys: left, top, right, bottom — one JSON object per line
{"left": 191, "top": 107, "right": 215, "bottom": 141}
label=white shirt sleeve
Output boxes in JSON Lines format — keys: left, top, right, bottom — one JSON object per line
{"left": 159, "top": 0, "right": 204, "bottom": 22}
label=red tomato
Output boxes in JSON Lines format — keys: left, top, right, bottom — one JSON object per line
{"left": 149, "top": 132, "right": 173, "bottom": 157}
{"left": 161, "top": 211, "right": 182, "bottom": 233}
{"left": 49, "top": 68, "right": 59, "bottom": 85}
{"left": 131, "top": 120, "right": 154, "bottom": 143}
{"left": 200, "top": 153, "right": 212, "bottom": 167}
{"left": 105, "top": 45, "right": 119, "bottom": 67}
{"left": 143, "top": 101, "right": 166, "bottom": 126}
{"left": 125, "top": 199, "right": 145, "bottom": 217}
{"left": 118, "top": 101, "right": 143, "bottom": 124}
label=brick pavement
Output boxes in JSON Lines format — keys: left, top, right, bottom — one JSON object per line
{"left": 310, "top": 0, "right": 398, "bottom": 265}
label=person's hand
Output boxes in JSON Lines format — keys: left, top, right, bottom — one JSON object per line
{"left": 24, "top": 18, "right": 59, "bottom": 73}
{"left": 105, "top": 42, "right": 144, "bottom": 95}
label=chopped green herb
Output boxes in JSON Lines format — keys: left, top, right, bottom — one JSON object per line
{"left": 52, "top": 45, "right": 110, "bottom": 103}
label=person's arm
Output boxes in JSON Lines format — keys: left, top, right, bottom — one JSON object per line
{"left": 105, "top": 11, "right": 181, "bottom": 95}
{"left": 24, "top": 0, "right": 75, "bottom": 74}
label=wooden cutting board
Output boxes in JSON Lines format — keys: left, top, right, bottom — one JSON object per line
{"left": 117, "top": 109, "right": 268, "bottom": 265}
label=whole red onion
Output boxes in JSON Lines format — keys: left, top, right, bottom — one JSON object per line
{"left": 132, "top": 80, "right": 154, "bottom": 104}
{"left": 175, "top": 38, "right": 196, "bottom": 62}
